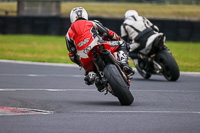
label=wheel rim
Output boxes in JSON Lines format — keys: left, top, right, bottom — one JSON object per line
{"left": 159, "top": 60, "right": 172, "bottom": 80}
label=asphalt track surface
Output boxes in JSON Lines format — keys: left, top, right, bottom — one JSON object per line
{"left": 0, "top": 60, "right": 200, "bottom": 133}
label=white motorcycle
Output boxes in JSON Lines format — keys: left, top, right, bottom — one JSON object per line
{"left": 130, "top": 33, "right": 180, "bottom": 81}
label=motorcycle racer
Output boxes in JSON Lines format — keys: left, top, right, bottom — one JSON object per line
{"left": 65, "top": 7, "right": 134, "bottom": 85}
{"left": 120, "top": 10, "right": 165, "bottom": 62}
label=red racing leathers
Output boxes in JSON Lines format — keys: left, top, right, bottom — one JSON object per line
{"left": 65, "top": 18, "right": 120, "bottom": 73}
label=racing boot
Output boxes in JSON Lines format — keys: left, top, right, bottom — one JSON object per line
{"left": 84, "top": 71, "right": 96, "bottom": 85}
{"left": 95, "top": 75, "right": 107, "bottom": 92}
{"left": 117, "top": 50, "right": 135, "bottom": 76}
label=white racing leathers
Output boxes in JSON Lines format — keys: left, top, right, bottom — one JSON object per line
{"left": 120, "top": 16, "right": 164, "bottom": 55}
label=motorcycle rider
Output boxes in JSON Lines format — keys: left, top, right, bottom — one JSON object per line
{"left": 120, "top": 10, "right": 165, "bottom": 62}
{"left": 65, "top": 7, "right": 134, "bottom": 86}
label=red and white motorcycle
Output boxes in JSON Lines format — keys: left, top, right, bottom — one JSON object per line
{"left": 82, "top": 42, "right": 134, "bottom": 105}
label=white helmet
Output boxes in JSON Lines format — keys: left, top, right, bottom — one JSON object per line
{"left": 124, "top": 10, "right": 138, "bottom": 19}
{"left": 70, "top": 7, "right": 88, "bottom": 23}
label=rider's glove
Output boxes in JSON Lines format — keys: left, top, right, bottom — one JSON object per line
{"left": 68, "top": 52, "right": 82, "bottom": 67}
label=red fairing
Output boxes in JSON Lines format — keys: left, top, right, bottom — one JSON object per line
{"left": 81, "top": 43, "right": 119, "bottom": 73}
{"left": 83, "top": 43, "right": 118, "bottom": 73}
{"left": 81, "top": 43, "right": 109, "bottom": 73}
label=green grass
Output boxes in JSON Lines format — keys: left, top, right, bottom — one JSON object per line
{"left": 1, "top": 2, "right": 200, "bottom": 20}
{"left": 0, "top": 35, "right": 199, "bottom": 72}
{"left": 61, "top": 2, "right": 200, "bottom": 20}
{"left": 0, "top": 35, "right": 72, "bottom": 64}
{"left": 166, "top": 42, "right": 200, "bottom": 72}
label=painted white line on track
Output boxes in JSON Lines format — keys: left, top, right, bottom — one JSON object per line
{"left": 0, "top": 59, "right": 78, "bottom": 67}
{"left": 1, "top": 60, "right": 200, "bottom": 75}
{"left": 0, "top": 88, "right": 95, "bottom": 91}
{"left": 133, "top": 89, "right": 200, "bottom": 93}
{"left": 0, "top": 88, "right": 200, "bottom": 93}
{"left": 181, "top": 72, "right": 200, "bottom": 75}
{"left": 0, "top": 72, "right": 199, "bottom": 78}
{"left": 0, "top": 74, "right": 84, "bottom": 77}
{"left": 76, "top": 110, "right": 200, "bottom": 114}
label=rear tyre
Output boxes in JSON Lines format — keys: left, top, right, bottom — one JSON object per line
{"left": 156, "top": 50, "right": 180, "bottom": 81}
{"left": 104, "top": 64, "right": 134, "bottom": 105}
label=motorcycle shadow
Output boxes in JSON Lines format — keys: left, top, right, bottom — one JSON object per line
{"left": 131, "top": 77, "right": 167, "bottom": 82}
{"left": 70, "top": 100, "right": 122, "bottom": 106}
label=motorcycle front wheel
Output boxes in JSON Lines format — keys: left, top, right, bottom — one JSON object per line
{"left": 156, "top": 50, "right": 180, "bottom": 81}
{"left": 104, "top": 64, "right": 134, "bottom": 105}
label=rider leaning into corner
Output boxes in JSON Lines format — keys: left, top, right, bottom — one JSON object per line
{"left": 65, "top": 7, "right": 135, "bottom": 85}
{"left": 120, "top": 10, "right": 166, "bottom": 63}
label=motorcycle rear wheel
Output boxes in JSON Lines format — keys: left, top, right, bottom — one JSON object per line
{"left": 104, "top": 64, "right": 134, "bottom": 105}
{"left": 156, "top": 50, "right": 180, "bottom": 81}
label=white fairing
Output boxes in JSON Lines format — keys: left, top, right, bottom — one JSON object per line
{"left": 140, "top": 33, "right": 164, "bottom": 55}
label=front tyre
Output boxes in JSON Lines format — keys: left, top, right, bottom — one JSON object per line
{"left": 156, "top": 50, "right": 180, "bottom": 81}
{"left": 104, "top": 64, "right": 134, "bottom": 105}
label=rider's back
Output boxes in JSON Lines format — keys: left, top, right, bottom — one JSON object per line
{"left": 68, "top": 19, "right": 94, "bottom": 51}
{"left": 123, "top": 16, "right": 151, "bottom": 40}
